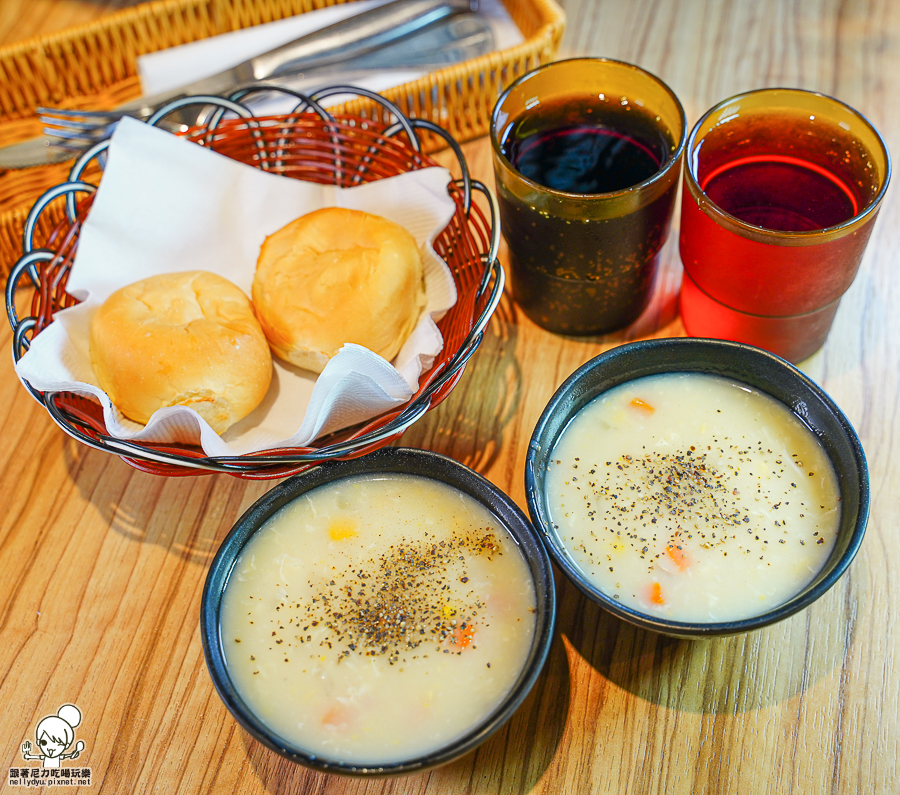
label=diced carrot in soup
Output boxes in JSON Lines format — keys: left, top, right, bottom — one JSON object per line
{"left": 630, "top": 398, "right": 655, "bottom": 414}
{"left": 666, "top": 543, "right": 689, "bottom": 571}
{"left": 449, "top": 623, "right": 476, "bottom": 648}
{"left": 322, "top": 703, "right": 353, "bottom": 729}
{"left": 649, "top": 582, "right": 665, "bottom": 605}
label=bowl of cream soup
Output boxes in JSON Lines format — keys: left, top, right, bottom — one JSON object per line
{"left": 526, "top": 338, "right": 868, "bottom": 637}
{"left": 201, "top": 447, "right": 556, "bottom": 776}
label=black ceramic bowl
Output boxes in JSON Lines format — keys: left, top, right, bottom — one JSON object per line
{"left": 201, "top": 447, "right": 556, "bottom": 777}
{"left": 525, "top": 338, "right": 869, "bottom": 638}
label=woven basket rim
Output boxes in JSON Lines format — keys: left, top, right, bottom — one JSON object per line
{"left": 0, "top": 0, "right": 566, "bottom": 124}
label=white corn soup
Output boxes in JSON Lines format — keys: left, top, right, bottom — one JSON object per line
{"left": 220, "top": 473, "right": 536, "bottom": 764}
{"left": 545, "top": 373, "right": 840, "bottom": 622}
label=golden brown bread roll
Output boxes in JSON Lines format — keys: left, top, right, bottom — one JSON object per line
{"left": 252, "top": 207, "right": 426, "bottom": 372}
{"left": 90, "top": 271, "right": 272, "bottom": 433}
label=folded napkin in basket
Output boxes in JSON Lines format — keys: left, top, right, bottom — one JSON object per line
{"left": 15, "top": 117, "right": 458, "bottom": 457}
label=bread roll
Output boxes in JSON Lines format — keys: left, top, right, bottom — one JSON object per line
{"left": 90, "top": 271, "right": 272, "bottom": 434}
{"left": 252, "top": 207, "right": 426, "bottom": 372}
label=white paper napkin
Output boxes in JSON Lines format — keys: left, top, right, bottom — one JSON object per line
{"left": 137, "top": 0, "right": 525, "bottom": 115}
{"left": 15, "top": 117, "right": 459, "bottom": 457}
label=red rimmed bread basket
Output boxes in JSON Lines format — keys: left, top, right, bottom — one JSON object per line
{"left": 5, "top": 87, "right": 503, "bottom": 479}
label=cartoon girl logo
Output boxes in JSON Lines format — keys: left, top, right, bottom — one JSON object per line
{"left": 21, "top": 704, "right": 86, "bottom": 769}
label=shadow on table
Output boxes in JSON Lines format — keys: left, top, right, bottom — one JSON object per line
{"left": 553, "top": 569, "right": 860, "bottom": 715}
{"left": 62, "top": 435, "right": 274, "bottom": 566}
{"left": 400, "top": 290, "right": 524, "bottom": 476}
{"left": 59, "top": 293, "right": 521, "bottom": 566}
{"left": 400, "top": 254, "right": 682, "bottom": 481}
{"left": 62, "top": 290, "right": 527, "bottom": 567}
{"left": 239, "top": 626, "right": 571, "bottom": 795}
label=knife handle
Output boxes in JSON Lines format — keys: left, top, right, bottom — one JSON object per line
{"left": 248, "top": 0, "right": 477, "bottom": 80}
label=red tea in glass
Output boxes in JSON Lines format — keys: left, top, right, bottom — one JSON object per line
{"left": 679, "top": 88, "right": 890, "bottom": 362}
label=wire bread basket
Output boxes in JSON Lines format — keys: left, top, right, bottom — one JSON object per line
{"left": 5, "top": 86, "right": 503, "bottom": 479}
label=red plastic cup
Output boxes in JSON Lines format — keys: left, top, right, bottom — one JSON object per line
{"left": 679, "top": 88, "right": 890, "bottom": 362}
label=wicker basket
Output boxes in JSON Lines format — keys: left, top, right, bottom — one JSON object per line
{"left": 0, "top": 0, "right": 565, "bottom": 279}
{"left": 6, "top": 89, "right": 503, "bottom": 478}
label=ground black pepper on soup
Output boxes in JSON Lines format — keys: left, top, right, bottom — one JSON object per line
{"left": 220, "top": 473, "right": 536, "bottom": 764}
{"left": 544, "top": 373, "right": 840, "bottom": 622}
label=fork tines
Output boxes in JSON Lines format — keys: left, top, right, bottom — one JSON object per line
{"left": 38, "top": 107, "right": 126, "bottom": 146}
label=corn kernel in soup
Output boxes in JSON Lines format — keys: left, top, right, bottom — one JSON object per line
{"left": 545, "top": 373, "right": 840, "bottom": 622}
{"left": 220, "top": 473, "right": 536, "bottom": 764}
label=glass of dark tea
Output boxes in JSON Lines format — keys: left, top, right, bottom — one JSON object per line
{"left": 679, "top": 88, "right": 891, "bottom": 363}
{"left": 490, "top": 58, "right": 687, "bottom": 335}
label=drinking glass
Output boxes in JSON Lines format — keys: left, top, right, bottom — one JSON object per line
{"left": 490, "top": 58, "right": 687, "bottom": 335}
{"left": 679, "top": 88, "right": 891, "bottom": 362}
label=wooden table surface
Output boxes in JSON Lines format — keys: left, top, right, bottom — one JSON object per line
{"left": 2, "top": 1, "right": 898, "bottom": 793}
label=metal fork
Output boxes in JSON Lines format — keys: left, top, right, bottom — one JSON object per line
{"left": 37, "top": 6, "right": 491, "bottom": 155}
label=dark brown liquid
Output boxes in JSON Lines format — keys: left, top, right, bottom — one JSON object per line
{"left": 500, "top": 96, "right": 673, "bottom": 193}
{"left": 497, "top": 96, "right": 680, "bottom": 335}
